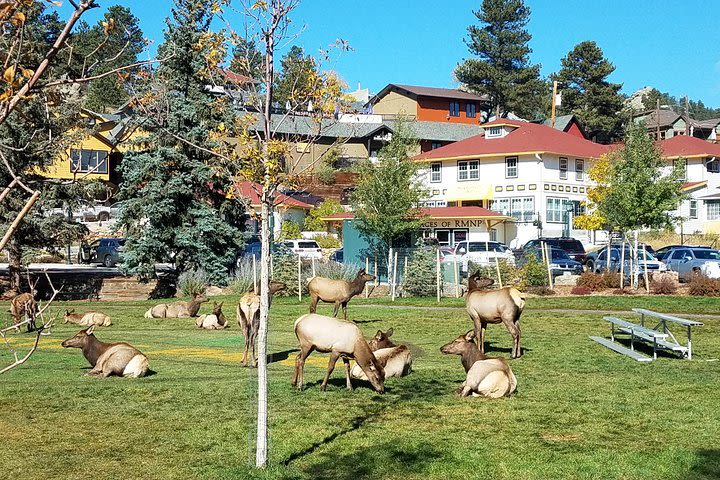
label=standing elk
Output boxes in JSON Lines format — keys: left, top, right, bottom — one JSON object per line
{"left": 351, "top": 327, "right": 412, "bottom": 380}
{"left": 441, "top": 330, "right": 517, "bottom": 398}
{"left": 465, "top": 272, "right": 525, "bottom": 358}
{"left": 61, "top": 326, "right": 149, "bottom": 378}
{"left": 308, "top": 269, "right": 375, "bottom": 320}
{"left": 63, "top": 309, "right": 112, "bottom": 327}
{"left": 10, "top": 291, "right": 37, "bottom": 330}
{"left": 237, "top": 281, "right": 286, "bottom": 367}
{"left": 144, "top": 293, "right": 208, "bottom": 318}
{"left": 292, "top": 313, "right": 385, "bottom": 393}
{"left": 196, "top": 301, "right": 229, "bottom": 329}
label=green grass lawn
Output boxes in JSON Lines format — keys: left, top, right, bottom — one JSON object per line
{"left": 1, "top": 295, "right": 719, "bottom": 479}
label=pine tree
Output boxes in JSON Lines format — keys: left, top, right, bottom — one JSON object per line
{"left": 274, "top": 45, "right": 318, "bottom": 108}
{"left": 553, "top": 41, "right": 624, "bottom": 142}
{"left": 402, "top": 242, "right": 438, "bottom": 297}
{"left": 454, "top": 0, "right": 546, "bottom": 119}
{"left": 117, "top": 0, "right": 244, "bottom": 286}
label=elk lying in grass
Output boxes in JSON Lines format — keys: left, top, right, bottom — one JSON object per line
{"left": 196, "top": 301, "right": 228, "bottom": 329}
{"left": 465, "top": 273, "right": 525, "bottom": 358}
{"left": 61, "top": 326, "right": 149, "bottom": 378}
{"left": 351, "top": 327, "right": 412, "bottom": 380}
{"left": 63, "top": 309, "right": 112, "bottom": 327}
{"left": 308, "top": 269, "right": 375, "bottom": 320}
{"left": 237, "top": 281, "right": 286, "bottom": 366}
{"left": 10, "top": 292, "right": 37, "bottom": 330}
{"left": 441, "top": 330, "right": 517, "bottom": 398}
{"left": 292, "top": 313, "right": 385, "bottom": 393}
{"left": 144, "top": 294, "right": 208, "bottom": 318}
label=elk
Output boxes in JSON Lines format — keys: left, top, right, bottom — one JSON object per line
{"left": 308, "top": 269, "right": 375, "bottom": 320}
{"left": 237, "top": 281, "right": 286, "bottom": 367}
{"left": 465, "top": 272, "right": 525, "bottom": 358}
{"left": 352, "top": 327, "right": 412, "bottom": 380}
{"left": 61, "top": 326, "right": 149, "bottom": 378}
{"left": 441, "top": 330, "right": 517, "bottom": 398}
{"left": 10, "top": 292, "right": 37, "bottom": 331}
{"left": 292, "top": 313, "right": 385, "bottom": 393}
{"left": 63, "top": 309, "right": 112, "bottom": 327}
{"left": 196, "top": 301, "right": 228, "bottom": 329}
{"left": 144, "top": 293, "right": 208, "bottom": 318}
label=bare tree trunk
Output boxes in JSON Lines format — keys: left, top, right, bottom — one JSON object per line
{"left": 8, "top": 239, "right": 21, "bottom": 292}
{"left": 256, "top": 195, "right": 271, "bottom": 468}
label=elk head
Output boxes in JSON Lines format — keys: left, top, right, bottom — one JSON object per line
{"left": 363, "top": 359, "right": 385, "bottom": 394}
{"left": 369, "top": 327, "right": 395, "bottom": 351}
{"left": 440, "top": 330, "right": 476, "bottom": 356}
{"left": 356, "top": 269, "right": 376, "bottom": 284}
{"left": 61, "top": 326, "right": 96, "bottom": 349}
{"left": 63, "top": 309, "right": 75, "bottom": 323}
{"left": 269, "top": 281, "right": 287, "bottom": 295}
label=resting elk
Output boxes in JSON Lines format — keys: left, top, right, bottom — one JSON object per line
{"left": 292, "top": 313, "right": 385, "bottom": 393}
{"left": 196, "top": 301, "right": 228, "bottom": 329}
{"left": 63, "top": 309, "right": 112, "bottom": 327}
{"left": 237, "top": 281, "right": 286, "bottom": 366}
{"left": 10, "top": 291, "right": 37, "bottom": 330}
{"left": 144, "top": 293, "right": 208, "bottom": 318}
{"left": 441, "top": 330, "right": 517, "bottom": 398}
{"left": 465, "top": 273, "right": 525, "bottom": 358}
{"left": 308, "top": 269, "right": 375, "bottom": 320}
{"left": 351, "top": 327, "right": 412, "bottom": 380}
{"left": 61, "top": 326, "right": 149, "bottom": 378}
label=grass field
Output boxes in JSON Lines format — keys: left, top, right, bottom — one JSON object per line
{"left": 1, "top": 295, "right": 719, "bottom": 479}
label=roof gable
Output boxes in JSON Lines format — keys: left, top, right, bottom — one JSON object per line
{"left": 369, "top": 83, "right": 489, "bottom": 105}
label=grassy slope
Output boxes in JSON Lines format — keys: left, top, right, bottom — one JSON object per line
{"left": 1, "top": 297, "right": 719, "bottom": 480}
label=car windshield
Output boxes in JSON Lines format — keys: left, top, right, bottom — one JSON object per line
{"left": 467, "top": 242, "right": 503, "bottom": 252}
{"left": 551, "top": 249, "right": 571, "bottom": 261}
{"left": 298, "top": 241, "right": 319, "bottom": 249}
{"left": 556, "top": 240, "right": 584, "bottom": 253}
{"left": 692, "top": 249, "right": 720, "bottom": 260}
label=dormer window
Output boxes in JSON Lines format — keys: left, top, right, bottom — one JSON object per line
{"left": 486, "top": 126, "right": 502, "bottom": 138}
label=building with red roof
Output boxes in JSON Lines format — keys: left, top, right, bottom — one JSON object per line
{"left": 234, "top": 182, "right": 312, "bottom": 238}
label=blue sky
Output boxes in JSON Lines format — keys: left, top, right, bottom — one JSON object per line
{"left": 61, "top": 0, "right": 720, "bottom": 107}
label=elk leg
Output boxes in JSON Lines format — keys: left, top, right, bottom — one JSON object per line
{"left": 342, "top": 357, "right": 353, "bottom": 391}
{"left": 320, "top": 351, "right": 340, "bottom": 391}
{"left": 504, "top": 317, "right": 521, "bottom": 359}
{"left": 332, "top": 301, "right": 340, "bottom": 317}
{"left": 309, "top": 294, "right": 319, "bottom": 314}
{"left": 292, "top": 345, "right": 313, "bottom": 390}
{"left": 341, "top": 302, "right": 348, "bottom": 320}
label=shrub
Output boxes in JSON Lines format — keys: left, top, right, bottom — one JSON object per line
{"left": 527, "top": 286, "right": 555, "bottom": 296}
{"left": 403, "top": 245, "right": 439, "bottom": 297}
{"left": 177, "top": 269, "right": 209, "bottom": 297}
{"left": 612, "top": 288, "right": 635, "bottom": 295}
{"left": 304, "top": 199, "right": 344, "bottom": 231}
{"left": 601, "top": 272, "right": 621, "bottom": 289}
{"left": 279, "top": 220, "right": 302, "bottom": 241}
{"left": 571, "top": 285, "right": 592, "bottom": 295}
{"left": 519, "top": 255, "right": 549, "bottom": 288}
{"left": 688, "top": 274, "right": 720, "bottom": 297}
{"left": 577, "top": 272, "right": 605, "bottom": 291}
{"left": 270, "top": 250, "right": 307, "bottom": 297}
{"left": 314, "top": 234, "right": 341, "bottom": 249}
{"left": 651, "top": 276, "right": 678, "bottom": 295}
{"left": 470, "top": 260, "right": 522, "bottom": 287}
{"left": 229, "top": 257, "right": 257, "bottom": 294}
{"left": 314, "top": 260, "right": 362, "bottom": 281}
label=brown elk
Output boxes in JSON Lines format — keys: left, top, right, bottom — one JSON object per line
{"left": 292, "top": 313, "right": 385, "bottom": 393}
{"left": 441, "top": 330, "right": 517, "bottom": 398}
{"left": 308, "top": 269, "right": 375, "bottom": 320}
{"left": 144, "top": 293, "right": 208, "bottom": 318}
{"left": 61, "top": 326, "right": 149, "bottom": 378}
{"left": 465, "top": 272, "right": 525, "bottom": 358}
{"left": 10, "top": 292, "right": 37, "bottom": 330}
{"left": 237, "top": 281, "right": 286, "bottom": 366}
{"left": 63, "top": 309, "right": 112, "bottom": 327}
{"left": 351, "top": 327, "right": 412, "bottom": 380}
{"left": 196, "top": 301, "right": 229, "bottom": 329}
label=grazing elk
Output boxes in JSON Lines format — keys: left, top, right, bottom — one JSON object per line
{"left": 144, "top": 293, "right": 208, "bottom": 318}
{"left": 292, "top": 313, "right": 385, "bottom": 393}
{"left": 308, "top": 269, "right": 375, "bottom": 320}
{"left": 237, "top": 281, "right": 286, "bottom": 367}
{"left": 352, "top": 327, "right": 412, "bottom": 380}
{"left": 196, "top": 301, "right": 229, "bottom": 329}
{"left": 10, "top": 291, "right": 37, "bottom": 331}
{"left": 441, "top": 330, "right": 517, "bottom": 398}
{"left": 465, "top": 273, "right": 525, "bottom": 358}
{"left": 63, "top": 309, "right": 112, "bottom": 327}
{"left": 61, "top": 326, "right": 149, "bottom": 378}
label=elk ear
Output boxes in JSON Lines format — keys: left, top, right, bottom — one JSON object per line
{"left": 86, "top": 325, "right": 96, "bottom": 336}
{"left": 218, "top": 302, "right": 223, "bottom": 308}
{"left": 375, "top": 330, "right": 383, "bottom": 339}
{"left": 386, "top": 327, "right": 394, "bottom": 337}
{"left": 464, "top": 330, "right": 476, "bottom": 342}
{"left": 65, "top": 309, "right": 70, "bottom": 315}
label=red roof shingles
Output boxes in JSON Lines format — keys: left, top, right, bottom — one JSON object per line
{"left": 658, "top": 135, "right": 720, "bottom": 158}
{"left": 414, "top": 119, "right": 611, "bottom": 161}
{"left": 235, "top": 182, "right": 312, "bottom": 209}
{"left": 323, "top": 206, "right": 509, "bottom": 221}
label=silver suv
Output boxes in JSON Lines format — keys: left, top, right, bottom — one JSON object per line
{"left": 663, "top": 247, "right": 720, "bottom": 281}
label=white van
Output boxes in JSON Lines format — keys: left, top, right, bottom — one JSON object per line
{"left": 280, "top": 239, "right": 323, "bottom": 259}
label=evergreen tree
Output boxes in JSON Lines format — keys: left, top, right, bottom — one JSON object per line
{"left": 454, "top": 0, "right": 546, "bottom": 119}
{"left": 553, "top": 41, "right": 624, "bottom": 142}
{"left": 274, "top": 45, "right": 318, "bottom": 108}
{"left": 117, "top": 0, "right": 244, "bottom": 286}
{"left": 402, "top": 241, "right": 439, "bottom": 297}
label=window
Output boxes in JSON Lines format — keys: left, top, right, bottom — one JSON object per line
{"left": 490, "top": 196, "right": 534, "bottom": 222}
{"left": 430, "top": 162, "right": 442, "bottom": 183}
{"left": 489, "top": 228, "right": 497, "bottom": 241}
{"left": 706, "top": 158, "right": 720, "bottom": 173}
{"left": 559, "top": 157, "right": 568, "bottom": 180}
{"left": 70, "top": 149, "right": 108, "bottom": 174}
{"left": 546, "top": 197, "right": 566, "bottom": 223}
{"left": 486, "top": 126, "right": 502, "bottom": 138}
{"left": 505, "top": 156, "right": 518, "bottom": 178}
{"left": 707, "top": 200, "right": 720, "bottom": 220}
{"left": 449, "top": 101, "right": 460, "bottom": 117}
{"left": 690, "top": 199, "right": 698, "bottom": 219}
{"left": 457, "top": 160, "right": 479, "bottom": 181}
{"left": 673, "top": 159, "right": 687, "bottom": 180}
{"left": 431, "top": 142, "right": 442, "bottom": 150}
{"left": 575, "top": 159, "right": 584, "bottom": 181}
{"left": 466, "top": 103, "right": 476, "bottom": 118}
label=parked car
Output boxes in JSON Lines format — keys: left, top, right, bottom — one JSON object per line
{"left": 78, "top": 238, "right": 125, "bottom": 267}
{"left": 448, "top": 240, "right": 515, "bottom": 272}
{"left": 47, "top": 201, "right": 124, "bottom": 223}
{"left": 280, "top": 239, "right": 323, "bottom": 259}
{"left": 521, "top": 237, "right": 587, "bottom": 264}
{"left": 662, "top": 247, "right": 720, "bottom": 281}
{"left": 592, "top": 247, "right": 667, "bottom": 275}
{"left": 519, "top": 247, "right": 583, "bottom": 277}
{"left": 585, "top": 242, "right": 654, "bottom": 271}
{"left": 654, "top": 244, "right": 711, "bottom": 261}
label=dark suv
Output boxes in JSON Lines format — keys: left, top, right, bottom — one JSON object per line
{"left": 79, "top": 238, "right": 125, "bottom": 267}
{"left": 521, "top": 237, "right": 587, "bottom": 264}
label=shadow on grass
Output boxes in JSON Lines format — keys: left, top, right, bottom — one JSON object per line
{"left": 267, "top": 349, "right": 298, "bottom": 364}
{"left": 690, "top": 449, "right": 720, "bottom": 479}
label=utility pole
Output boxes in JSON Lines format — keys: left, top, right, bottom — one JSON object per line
{"left": 656, "top": 99, "right": 661, "bottom": 140}
{"left": 685, "top": 95, "right": 691, "bottom": 136}
{"left": 551, "top": 81, "right": 558, "bottom": 129}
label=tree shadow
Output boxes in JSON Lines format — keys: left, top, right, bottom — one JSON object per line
{"left": 267, "top": 348, "right": 298, "bottom": 364}
{"left": 689, "top": 449, "right": 720, "bottom": 479}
